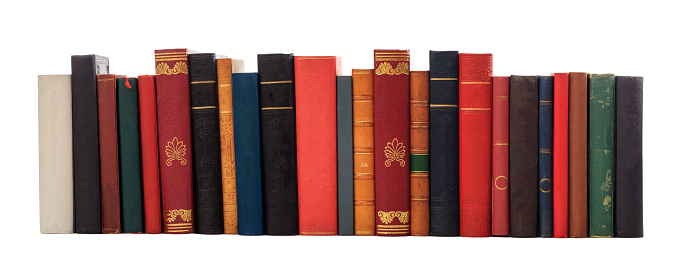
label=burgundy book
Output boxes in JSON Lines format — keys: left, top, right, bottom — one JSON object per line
{"left": 553, "top": 73, "right": 569, "bottom": 238}
{"left": 373, "top": 49, "right": 410, "bottom": 236}
{"left": 138, "top": 75, "right": 163, "bottom": 234}
{"left": 97, "top": 74, "right": 121, "bottom": 234}
{"left": 492, "top": 76, "right": 509, "bottom": 236}
{"left": 154, "top": 49, "right": 195, "bottom": 234}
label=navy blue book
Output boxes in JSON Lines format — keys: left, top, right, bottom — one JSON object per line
{"left": 233, "top": 73, "right": 264, "bottom": 235}
{"left": 428, "top": 50, "right": 460, "bottom": 236}
{"left": 538, "top": 76, "right": 554, "bottom": 237}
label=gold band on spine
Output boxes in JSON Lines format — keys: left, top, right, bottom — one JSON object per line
{"left": 460, "top": 81, "right": 492, "bottom": 84}
{"left": 191, "top": 80, "right": 216, "bottom": 84}
{"left": 191, "top": 106, "right": 217, "bottom": 110}
{"left": 260, "top": 80, "right": 292, "bottom": 84}
{"left": 430, "top": 78, "right": 458, "bottom": 81}
{"left": 261, "top": 106, "right": 294, "bottom": 110}
{"left": 430, "top": 104, "right": 458, "bottom": 108}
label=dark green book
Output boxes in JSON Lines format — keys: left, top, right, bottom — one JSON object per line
{"left": 117, "top": 77, "right": 144, "bottom": 233}
{"left": 588, "top": 73, "right": 615, "bottom": 237}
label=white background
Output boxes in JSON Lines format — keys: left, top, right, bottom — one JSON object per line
{"left": 1, "top": 0, "right": 672, "bottom": 254}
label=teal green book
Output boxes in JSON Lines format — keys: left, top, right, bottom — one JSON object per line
{"left": 117, "top": 77, "right": 144, "bottom": 233}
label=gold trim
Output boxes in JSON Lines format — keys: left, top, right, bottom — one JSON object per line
{"left": 375, "top": 58, "right": 410, "bottom": 62}
{"left": 155, "top": 52, "right": 187, "bottom": 55}
{"left": 460, "top": 108, "right": 491, "bottom": 111}
{"left": 375, "top": 52, "right": 410, "bottom": 55}
{"left": 460, "top": 81, "right": 491, "bottom": 84}
{"left": 377, "top": 231, "right": 410, "bottom": 234}
{"left": 377, "top": 211, "right": 410, "bottom": 224}
{"left": 384, "top": 138, "right": 406, "bottom": 167}
{"left": 539, "top": 148, "right": 552, "bottom": 153}
{"left": 154, "top": 58, "right": 188, "bottom": 61}
{"left": 540, "top": 178, "right": 552, "bottom": 193}
{"left": 260, "top": 80, "right": 292, "bottom": 84}
{"left": 97, "top": 78, "right": 115, "bottom": 82}
{"left": 352, "top": 70, "right": 373, "bottom": 75}
{"left": 430, "top": 104, "right": 458, "bottom": 108}
{"left": 190, "top": 80, "right": 216, "bottom": 84}
{"left": 166, "top": 230, "right": 192, "bottom": 233}
{"left": 377, "top": 225, "right": 409, "bottom": 228}
{"left": 165, "top": 137, "right": 187, "bottom": 166}
{"left": 495, "top": 176, "right": 508, "bottom": 190}
{"left": 375, "top": 62, "right": 409, "bottom": 75}
{"left": 166, "top": 226, "right": 193, "bottom": 229}
{"left": 261, "top": 106, "right": 294, "bottom": 110}
{"left": 191, "top": 106, "right": 217, "bottom": 110}
{"left": 156, "top": 62, "right": 188, "bottom": 75}
{"left": 164, "top": 209, "right": 193, "bottom": 223}
{"left": 494, "top": 143, "right": 508, "bottom": 146}
{"left": 430, "top": 78, "right": 458, "bottom": 81}
{"left": 167, "top": 223, "right": 193, "bottom": 226}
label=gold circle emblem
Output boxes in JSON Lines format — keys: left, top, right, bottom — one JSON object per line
{"left": 539, "top": 178, "right": 552, "bottom": 193}
{"left": 494, "top": 176, "right": 508, "bottom": 190}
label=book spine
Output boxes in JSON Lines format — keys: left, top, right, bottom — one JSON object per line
{"left": 428, "top": 50, "right": 460, "bottom": 236}
{"left": 97, "top": 74, "right": 121, "bottom": 234}
{"left": 155, "top": 49, "right": 195, "bottom": 234}
{"left": 189, "top": 53, "right": 224, "bottom": 234}
{"left": 614, "top": 76, "right": 643, "bottom": 238}
{"left": 352, "top": 69, "right": 375, "bottom": 236}
{"left": 117, "top": 77, "right": 144, "bottom": 233}
{"left": 137, "top": 75, "right": 162, "bottom": 234}
{"left": 295, "top": 56, "right": 339, "bottom": 235}
{"left": 374, "top": 49, "right": 410, "bottom": 236}
{"left": 39, "top": 75, "right": 74, "bottom": 234}
{"left": 72, "top": 54, "right": 108, "bottom": 233}
{"left": 553, "top": 73, "right": 569, "bottom": 238}
{"left": 568, "top": 72, "right": 588, "bottom": 237}
{"left": 509, "top": 75, "right": 539, "bottom": 237}
{"left": 588, "top": 73, "right": 615, "bottom": 237}
{"left": 233, "top": 73, "right": 264, "bottom": 235}
{"left": 538, "top": 76, "right": 554, "bottom": 237}
{"left": 458, "top": 53, "right": 492, "bottom": 237}
{"left": 337, "top": 75, "right": 354, "bottom": 236}
{"left": 491, "top": 76, "right": 510, "bottom": 236}
{"left": 217, "top": 58, "right": 238, "bottom": 234}
{"left": 257, "top": 54, "right": 299, "bottom": 235}
{"left": 410, "top": 71, "right": 430, "bottom": 236}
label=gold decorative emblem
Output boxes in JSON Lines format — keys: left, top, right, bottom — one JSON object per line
{"left": 375, "top": 62, "right": 409, "bottom": 75}
{"left": 384, "top": 138, "right": 406, "bottom": 167}
{"left": 494, "top": 176, "right": 508, "bottom": 190}
{"left": 165, "top": 209, "right": 193, "bottom": 222}
{"left": 539, "top": 178, "right": 552, "bottom": 193}
{"left": 165, "top": 137, "right": 188, "bottom": 166}
{"left": 378, "top": 211, "right": 410, "bottom": 224}
{"left": 156, "top": 62, "right": 188, "bottom": 75}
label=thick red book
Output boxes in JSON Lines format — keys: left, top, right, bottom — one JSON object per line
{"left": 138, "top": 75, "right": 162, "bottom": 234}
{"left": 373, "top": 49, "right": 410, "bottom": 236}
{"left": 295, "top": 56, "right": 340, "bottom": 235}
{"left": 491, "top": 76, "right": 509, "bottom": 236}
{"left": 97, "top": 74, "right": 121, "bottom": 234}
{"left": 458, "top": 53, "right": 493, "bottom": 237}
{"left": 154, "top": 49, "right": 195, "bottom": 234}
{"left": 553, "top": 73, "right": 569, "bottom": 238}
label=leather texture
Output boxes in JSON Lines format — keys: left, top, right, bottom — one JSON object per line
{"left": 538, "top": 76, "right": 554, "bottom": 237}
{"left": 458, "top": 53, "right": 492, "bottom": 237}
{"left": 137, "top": 75, "right": 163, "bottom": 234}
{"left": 337, "top": 75, "right": 354, "bottom": 236}
{"left": 588, "top": 74, "right": 615, "bottom": 238}
{"left": 428, "top": 51, "right": 460, "bottom": 236}
{"left": 492, "top": 76, "right": 510, "bottom": 236}
{"left": 97, "top": 74, "right": 121, "bottom": 234}
{"left": 155, "top": 49, "right": 195, "bottom": 234}
{"left": 352, "top": 69, "right": 375, "bottom": 236}
{"left": 72, "top": 54, "right": 108, "bottom": 234}
{"left": 216, "top": 58, "right": 239, "bottom": 234}
{"left": 409, "top": 71, "right": 430, "bottom": 236}
{"left": 189, "top": 53, "right": 224, "bottom": 234}
{"left": 568, "top": 72, "right": 588, "bottom": 237}
{"left": 509, "top": 75, "right": 539, "bottom": 237}
{"left": 257, "top": 54, "right": 299, "bottom": 235}
{"left": 614, "top": 76, "right": 643, "bottom": 238}
{"left": 117, "top": 77, "right": 144, "bottom": 233}
{"left": 553, "top": 73, "right": 569, "bottom": 238}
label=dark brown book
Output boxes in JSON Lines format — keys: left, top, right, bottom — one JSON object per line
{"left": 568, "top": 72, "right": 588, "bottom": 238}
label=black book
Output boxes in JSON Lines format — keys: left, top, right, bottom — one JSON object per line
{"left": 337, "top": 75, "right": 354, "bottom": 236}
{"left": 71, "top": 54, "right": 109, "bottom": 233}
{"left": 257, "top": 53, "right": 299, "bottom": 235}
{"left": 188, "top": 53, "right": 224, "bottom": 234}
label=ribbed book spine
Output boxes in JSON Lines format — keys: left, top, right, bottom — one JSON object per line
{"left": 337, "top": 75, "right": 354, "bottom": 236}
{"left": 538, "top": 76, "right": 554, "bottom": 237}
{"left": 458, "top": 53, "right": 492, "bottom": 237}
{"left": 352, "top": 69, "right": 375, "bottom": 236}
{"left": 568, "top": 72, "right": 588, "bottom": 237}
{"left": 614, "top": 76, "right": 643, "bottom": 238}
{"left": 410, "top": 71, "right": 430, "bottom": 236}
{"left": 588, "top": 73, "right": 615, "bottom": 238}
{"left": 491, "top": 76, "right": 510, "bottom": 236}
{"left": 97, "top": 74, "right": 121, "bottom": 234}
{"left": 553, "top": 73, "right": 569, "bottom": 238}
{"left": 117, "top": 77, "right": 144, "bottom": 233}
{"left": 428, "top": 51, "right": 459, "bottom": 236}
{"left": 373, "top": 49, "right": 410, "bottom": 236}
{"left": 137, "top": 75, "right": 162, "bottom": 234}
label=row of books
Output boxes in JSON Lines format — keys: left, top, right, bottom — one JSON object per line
{"left": 38, "top": 49, "right": 643, "bottom": 238}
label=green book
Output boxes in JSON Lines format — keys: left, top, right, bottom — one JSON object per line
{"left": 588, "top": 74, "right": 615, "bottom": 237}
{"left": 117, "top": 77, "right": 144, "bottom": 233}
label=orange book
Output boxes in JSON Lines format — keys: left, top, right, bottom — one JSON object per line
{"left": 352, "top": 69, "right": 375, "bottom": 236}
{"left": 410, "top": 71, "right": 430, "bottom": 236}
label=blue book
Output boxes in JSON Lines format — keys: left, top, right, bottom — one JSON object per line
{"left": 233, "top": 73, "right": 264, "bottom": 235}
{"left": 538, "top": 76, "right": 554, "bottom": 237}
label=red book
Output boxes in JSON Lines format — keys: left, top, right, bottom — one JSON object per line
{"left": 97, "top": 74, "right": 121, "bottom": 234}
{"left": 154, "top": 49, "right": 195, "bottom": 234}
{"left": 295, "top": 56, "right": 339, "bottom": 235}
{"left": 553, "top": 73, "right": 569, "bottom": 238}
{"left": 373, "top": 49, "right": 410, "bottom": 236}
{"left": 491, "top": 76, "right": 509, "bottom": 236}
{"left": 458, "top": 53, "right": 493, "bottom": 237}
{"left": 138, "top": 75, "right": 162, "bottom": 234}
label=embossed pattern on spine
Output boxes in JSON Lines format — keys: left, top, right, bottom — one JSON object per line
{"left": 492, "top": 76, "right": 510, "bottom": 236}
{"left": 568, "top": 72, "right": 588, "bottom": 237}
{"left": 217, "top": 58, "right": 239, "bottom": 234}
{"left": 352, "top": 69, "right": 375, "bottom": 236}
{"left": 410, "top": 71, "right": 429, "bottom": 236}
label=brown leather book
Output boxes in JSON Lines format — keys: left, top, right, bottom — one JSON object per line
{"left": 568, "top": 72, "right": 588, "bottom": 238}
{"left": 410, "top": 71, "right": 430, "bottom": 236}
{"left": 352, "top": 69, "right": 375, "bottom": 236}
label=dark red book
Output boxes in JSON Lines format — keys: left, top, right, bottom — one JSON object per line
{"left": 295, "top": 56, "right": 339, "bottom": 235}
{"left": 138, "top": 75, "right": 162, "bottom": 234}
{"left": 154, "top": 49, "right": 195, "bottom": 234}
{"left": 458, "top": 53, "right": 493, "bottom": 237}
{"left": 553, "top": 73, "right": 569, "bottom": 238}
{"left": 373, "top": 49, "right": 410, "bottom": 236}
{"left": 97, "top": 74, "right": 121, "bottom": 234}
{"left": 491, "top": 76, "right": 509, "bottom": 236}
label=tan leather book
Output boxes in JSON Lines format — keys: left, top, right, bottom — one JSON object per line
{"left": 352, "top": 69, "right": 375, "bottom": 236}
{"left": 568, "top": 72, "right": 588, "bottom": 237}
{"left": 410, "top": 71, "right": 430, "bottom": 236}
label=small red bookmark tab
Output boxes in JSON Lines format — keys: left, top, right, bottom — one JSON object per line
{"left": 125, "top": 77, "right": 131, "bottom": 89}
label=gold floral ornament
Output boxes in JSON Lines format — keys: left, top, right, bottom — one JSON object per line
{"left": 156, "top": 62, "right": 188, "bottom": 75}
{"left": 378, "top": 211, "right": 410, "bottom": 224}
{"left": 166, "top": 137, "right": 188, "bottom": 166}
{"left": 165, "top": 209, "right": 193, "bottom": 223}
{"left": 375, "top": 62, "right": 409, "bottom": 75}
{"left": 385, "top": 138, "right": 406, "bottom": 167}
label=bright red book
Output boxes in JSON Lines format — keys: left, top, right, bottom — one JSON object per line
{"left": 154, "top": 49, "right": 195, "bottom": 234}
{"left": 458, "top": 53, "right": 493, "bottom": 237}
{"left": 491, "top": 76, "right": 509, "bottom": 236}
{"left": 373, "top": 49, "right": 410, "bottom": 236}
{"left": 295, "top": 56, "right": 340, "bottom": 235}
{"left": 553, "top": 73, "right": 569, "bottom": 238}
{"left": 97, "top": 74, "right": 121, "bottom": 234}
{"left": 138, "top": 75, "right": 162, "bottom": 234}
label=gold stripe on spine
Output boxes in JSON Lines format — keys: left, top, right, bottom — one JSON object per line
{"left": 155, "top": 52, "right": 187, "bottom": 55}
{"left": 377, "top": 225, "right": 409, "bottom": 228}
{"left": 494, "top": 143, "right": 509, "bottom": 146}
{"left": 167, "top": 223, "right": 193, "bottom": 226}
{"left": 166, "top": 230, "right": 191, "bottom": 233}
{"left": 460, "top": 108, "right": 491, "bottom": 111}
{"left": 190, "top": 80, "right": 216, "bottom": 84}
{"left": 166, "top": 226, "right": 193, "bottom": 229}
{"left": 430, "top": 78, "right": 458, "bottom": 81}
{"left": 377, "top": 231, "right": 411, "bottom": 234}
{"left": 97, "top": 79, "right": 115, "bottom": 82}
{"left": 430, "top": 104, "right": 458, "bottom": 108}
{"left": 261, "top": 106, "right": 293, "bottom": 110}
{"left": 260, "top": 80, "right": 292, "bottom": 84}
{"left": 154, "top": 58, "right": 188, "bottom": 61}
{"left": 191, "top": 106, "right": 217, "bottom": 110}
{"left": 460, "top": 81, "right": 492, "bottom": 84}
{"left": 352, "top": 70, "right": 373, "bottom": 75}
{"left": 539, "top": 148, "right": 552, "bottom": 153}
{"left": 375, "top": 52, "right": 410, "bottom": 55}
